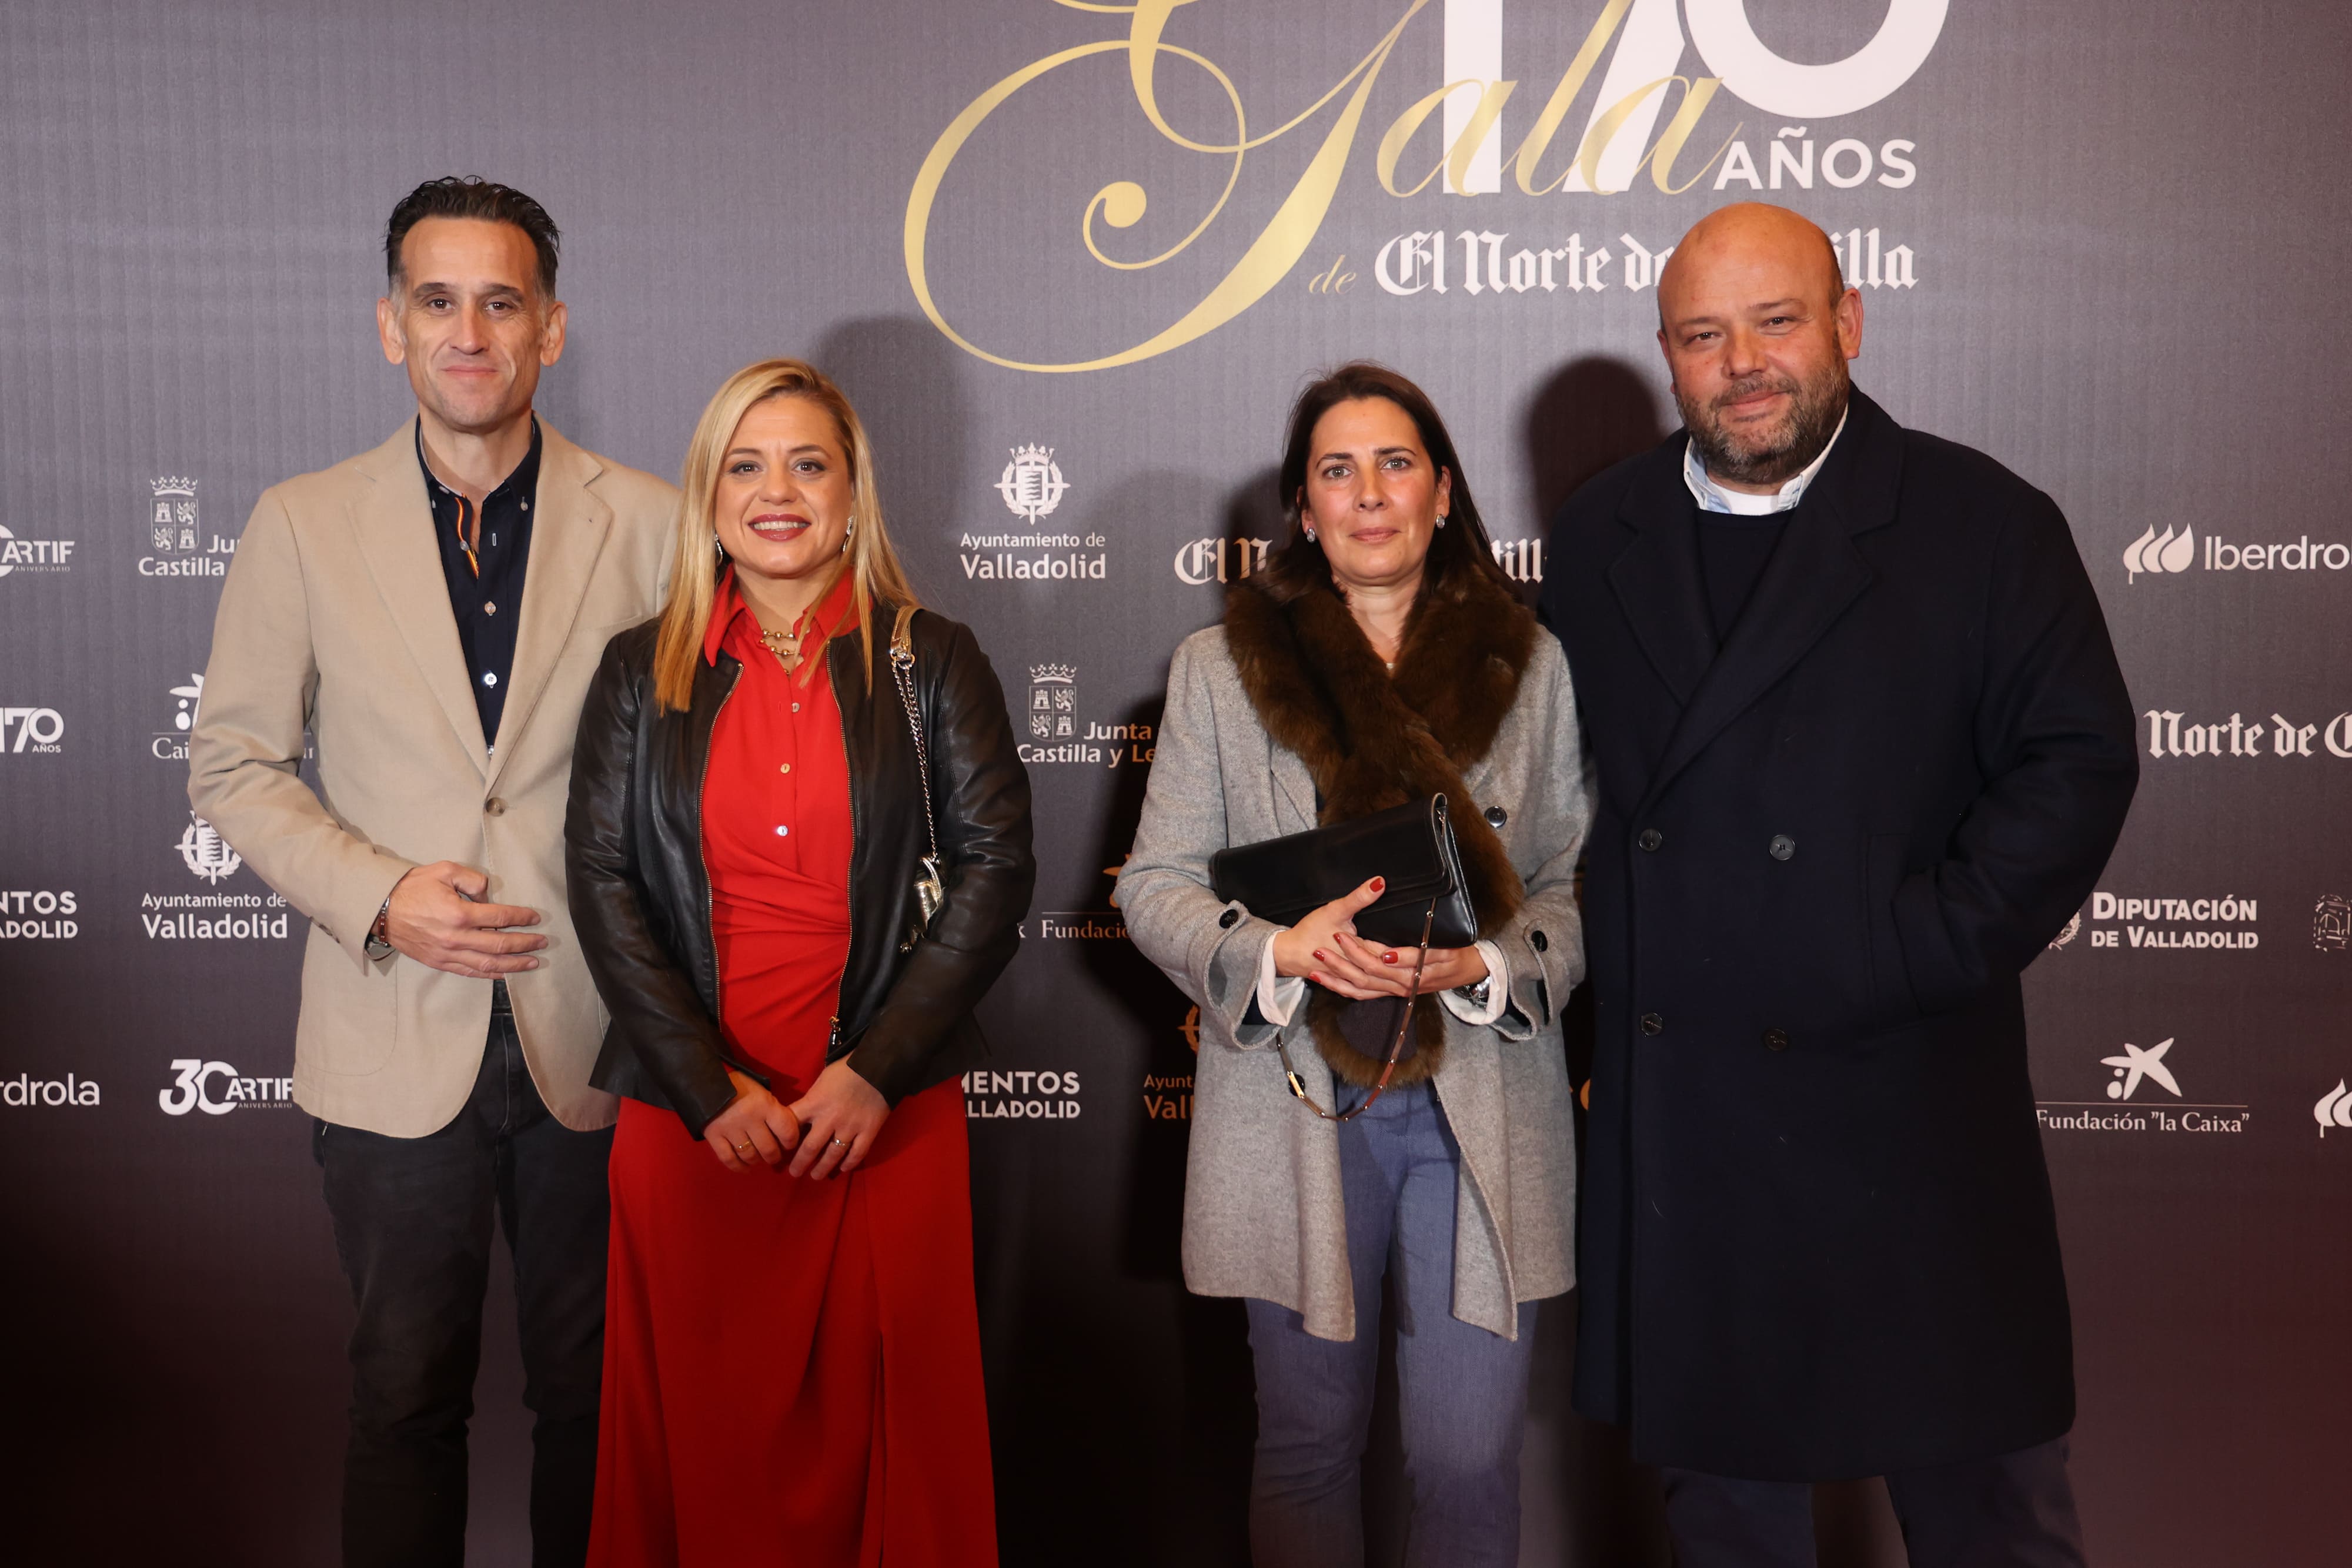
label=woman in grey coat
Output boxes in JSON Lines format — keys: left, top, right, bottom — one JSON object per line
{"left": 1117, "top": 363, "right": 1590, "bottom": 1568}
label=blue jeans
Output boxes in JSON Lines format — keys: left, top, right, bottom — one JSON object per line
{"left": 1245, "top": 1081, "right": 1538, "bottom": 1568}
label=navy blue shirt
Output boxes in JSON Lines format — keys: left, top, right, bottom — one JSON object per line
{"left": 416, "top": 418, "right": 539, "bottom": 749}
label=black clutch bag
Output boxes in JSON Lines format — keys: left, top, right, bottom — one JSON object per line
{"left": 1208, "top": 794, "right": 1478, "bottom": 948}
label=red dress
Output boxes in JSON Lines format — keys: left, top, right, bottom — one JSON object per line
{"left": 589, "top": 570, "right": 997, "bottom": 1567}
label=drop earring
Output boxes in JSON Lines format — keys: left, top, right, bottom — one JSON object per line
{"left": 841, "top": 520, "right": 855, "bottom": 556}
{"left": 1304, "top": 525, "right": 1318, "bottom": 543}
{"left": 1435, "top": 512, "right": 1448, "bottom": 529}
{"left": 713, "top": 533, "right": 726, "bottom": 560}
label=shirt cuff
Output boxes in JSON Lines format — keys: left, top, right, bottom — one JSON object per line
{"left": 1256, "top": 934, "right": 1308, "bottom": 1028}
{"left": 1439, "top": 940, "right": 1509, "bottom": 1025}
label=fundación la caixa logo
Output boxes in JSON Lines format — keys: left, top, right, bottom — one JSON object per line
{"left": 151, "top": 673, "right": 203, "bottom": 761}
{"left": 2122, "top": 523, "right": 2351, "bottom": 583}
{"left": 2038, "top": 1034, "right": 2249, "bottom": 1136}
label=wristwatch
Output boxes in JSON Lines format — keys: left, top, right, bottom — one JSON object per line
{"left": 365, "top": 892, "right": 395, "bottom": 961}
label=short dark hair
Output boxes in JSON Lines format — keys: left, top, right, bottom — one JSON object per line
{"left": 1261, "top": 360, "right": 1511, "bottom": 604}
{"left": 383, "top": 177, "right": 561, "bottom": 296}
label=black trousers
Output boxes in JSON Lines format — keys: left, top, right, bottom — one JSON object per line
{"left": 317, "top": 989, "right": 613, "bottom": 1568}
{"left": 1662, "top": 1436, "right": 2087, "bottom": 1568}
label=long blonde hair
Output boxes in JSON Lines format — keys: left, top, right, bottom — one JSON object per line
{"left": 653, "top": 359, "right": 920, "bottom": 714}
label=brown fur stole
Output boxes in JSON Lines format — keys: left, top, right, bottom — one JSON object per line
{"left": 1224, "top": 564, "right": 1535, "bottom": 1085}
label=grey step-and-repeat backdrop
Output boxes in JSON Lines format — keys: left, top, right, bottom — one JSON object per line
{"left": 4, "top": 1, "right": 2347, "bottom": 1562}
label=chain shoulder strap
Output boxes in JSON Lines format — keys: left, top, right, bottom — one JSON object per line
{"left": 890, "top": 606, "right": 948, "bottom": 928}
{"left": 889, "top": 606, "right": 941, "bottom": 861}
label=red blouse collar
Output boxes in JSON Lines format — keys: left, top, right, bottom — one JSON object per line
{"left": 704, "top": 566, "right": 861, "bottom": 666}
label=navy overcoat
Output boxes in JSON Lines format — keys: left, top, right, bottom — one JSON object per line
{"left": 1541, "top": 390, "right": 2138, "bottom": 1480}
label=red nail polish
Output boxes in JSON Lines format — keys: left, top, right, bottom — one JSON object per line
{"left": 1371, "top": 877, "right": 1385, "bottom": 892}
{"left": 1383, "top": 952, "right": 1398, "bottom": 964}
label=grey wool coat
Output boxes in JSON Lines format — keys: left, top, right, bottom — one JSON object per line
{"left": 1117, "top": 624, "right": 1592, "bottom": 1342}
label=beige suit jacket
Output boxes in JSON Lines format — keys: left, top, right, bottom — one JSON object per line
{"left": 189, "top": 420, "right": 677, "bottom": 1136}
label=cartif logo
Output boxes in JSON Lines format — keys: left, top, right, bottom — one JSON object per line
{"left": 996, "top": 445, "right": 1069, "bottom": 523}
{"left": 2314, "top": 1081, "right": 2352, "bottom": 1138}
{"left": 0, "top": 706, "right": 64, "bottom": 754}
{"left": 2102, "top": 1037, "right": 2181, "bottom": 1100}
{"left": 176, "top": 813, "right": 242, "bottom": 884}
{"left": 2122, "top": 524, "right": 2195, "bottom": 581}
{"left": 0, "top": 522, "right": 76, "bottom": 577}
{"left": 158, "top": 1059, "right": 292, "bottom": 1115}
{"left": 2315, "top": 894, "right": 2350, "bottom": 952}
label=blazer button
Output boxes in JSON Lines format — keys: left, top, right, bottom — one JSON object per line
{"left": 1484, "top": 805, "right": 1508, "bottom": 827}
{"left": 1763, "top": 1028, "right": 1790, "bottom": 1051}
{"left": 1769, "top": 834, "right": 1795, "bottom": 860}
{"left": 1218, "top": 908, "right": 1240, "bottom": 929}
{"left": 485, "top": 798, "right": 506, "bottom": 817}
{"left": 1638, "top": 828, "right": 1663, "bottom": 852}
{"left": 1639, "top": 1012, "right": 1663, "bottom": 1035}
{"left": 1530, "top": 929, "right": 1548, "bottom": 952}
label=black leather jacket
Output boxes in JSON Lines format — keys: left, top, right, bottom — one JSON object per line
{"left": 564, "top": 601, "right": 1034, "bottom": 1139}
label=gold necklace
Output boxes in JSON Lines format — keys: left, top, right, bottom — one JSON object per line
{"left": 759, "top": 623, "right": 801, "bottom": 671}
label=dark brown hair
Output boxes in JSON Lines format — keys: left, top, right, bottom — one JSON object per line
{"left": 1261, "top": 361, "right": 1510, "bottom": 604}
{"left": 384, "top": 176, "right": 561, "bottom": 296}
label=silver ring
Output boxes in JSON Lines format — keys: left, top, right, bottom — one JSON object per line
{"left": 830, "top": 1136, "right": 849, "bottom": 1148}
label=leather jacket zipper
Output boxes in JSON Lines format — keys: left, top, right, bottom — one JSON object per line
{"left": 826, "top": 637, "right": 861, "bottom": 1060}
{"left": 700, "top": 658, "right": 743, "bottom": 1034}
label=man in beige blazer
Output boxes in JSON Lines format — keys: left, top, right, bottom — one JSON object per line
{"left": 189, "top": 178, "right": 675, "bottom": 1568}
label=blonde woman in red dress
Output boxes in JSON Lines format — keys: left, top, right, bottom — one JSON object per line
{"left": 566, "top": 358, "right": 1033, "bottom": 1565}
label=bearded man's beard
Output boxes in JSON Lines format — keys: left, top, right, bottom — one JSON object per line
{"left": 1678, "top": 358, "right": 1851, "bottom": 488}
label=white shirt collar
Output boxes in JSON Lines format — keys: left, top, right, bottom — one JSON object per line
{"left": 1682, "top": 405, "right": 1848, "bottom": 517}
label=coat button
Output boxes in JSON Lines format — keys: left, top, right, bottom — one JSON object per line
{"left": 1218, "top": 908, "right": 1240, "bottom": 929}
{"left": 1769, "top": 834, "right": 1795, "bottom": 860}
{"left": 1484, "top": 805, "right": 1508, "bottom": 827}
{"left": 1639, "top": 1012, "right": 1663, "bottom": 1035}
{"left": 1763, "top": 1028, "right": 1790, "bottom": 1051}
{"left": 1638, "top": 828, "right": 1663, "bottom": 852}
{"left": 1530, "top": 929, "right": 1548, "bottom": 952}
{"left": 484, "top": 798, "right": 506, "bottom": 817}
